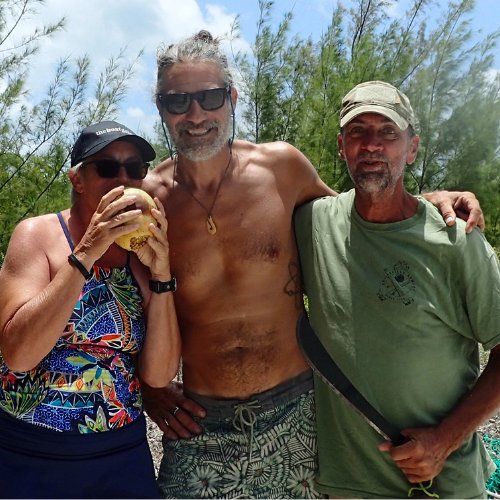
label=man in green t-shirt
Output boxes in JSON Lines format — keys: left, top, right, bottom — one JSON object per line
{"left": 295, "top": 81, "right": 500, "bottom": 498}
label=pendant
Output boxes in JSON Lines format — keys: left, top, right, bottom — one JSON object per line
{"left": 207, "top": 215, "right": 217, "bottom": 235}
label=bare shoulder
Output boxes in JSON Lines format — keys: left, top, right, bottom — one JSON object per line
{"left": 3, "top": 213, "right": 63, "bottom": 265}
{"left": 235, "top": 140, "right": 334, "bottom": 205}
{"left": 8, "top": 213, "right": 60, "bottom": 246}
{"left": 238, "top": 140, "right": 307, "bottom": 165}
{"left": 143, "top": 158, "right": 174, "bottom": 199}
{"left": 0, "top": 213, "right": 64, "bottom": 298}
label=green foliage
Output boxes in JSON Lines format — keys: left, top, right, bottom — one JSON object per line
{"left": 230, "top": 0, "right": 500, "bottom": 242}
{"left": 233, "top": 0, "right": 311, "bottom": 144}
{"left": 1, "top": 1, "right": 495, "bottom": 260}
{"left": 0, "top": 0, "right": 143, "bottom": 262}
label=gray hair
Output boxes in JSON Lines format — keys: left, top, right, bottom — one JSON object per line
{"left": 156, "top": 30, "right": 234, "bottom": 92}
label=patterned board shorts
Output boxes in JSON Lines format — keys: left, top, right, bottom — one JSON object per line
{"left": 157, "top": 370, "right": 323, "bottom": 499}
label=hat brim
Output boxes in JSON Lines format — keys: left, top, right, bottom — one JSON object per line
{"left": 340, "top": 105, "right": 409, "bottom": 131}
{"left": 78, "top": 135, "right": 156, "bottom": 164}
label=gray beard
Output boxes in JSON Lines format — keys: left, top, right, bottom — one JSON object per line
{"left": 168, "top": 114, "right": 232, "bottom": 162}
{"left": 178, "top": 135, "right": 229, "bottom": 161}
{"left": 353, "top": 172, "right": 392, "bottom": 193}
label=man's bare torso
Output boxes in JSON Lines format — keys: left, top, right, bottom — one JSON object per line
{"left": 144, "top": 140, "right": 331, "bottom": 399}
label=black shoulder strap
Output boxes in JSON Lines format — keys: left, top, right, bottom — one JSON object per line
{"left": 296, "top": 313, "right": 439, "bottom": 499}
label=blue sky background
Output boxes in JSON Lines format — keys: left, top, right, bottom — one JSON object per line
{"left": 11, "top": 0, "right": 500, "bottom": 140}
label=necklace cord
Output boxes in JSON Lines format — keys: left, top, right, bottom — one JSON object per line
{"left": 173, "top": 148, "right": 233, "bottom": 234}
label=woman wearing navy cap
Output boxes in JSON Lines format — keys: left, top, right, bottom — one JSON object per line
{"left": 0, "top": 121, "right": 180, "bottom": 498}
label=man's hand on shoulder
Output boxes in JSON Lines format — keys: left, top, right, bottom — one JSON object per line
{"left": 142, "top": 380, "right": 206, "bottom": 440}
{"left": 422, "top": 190, "right": 485, "bottom": 233}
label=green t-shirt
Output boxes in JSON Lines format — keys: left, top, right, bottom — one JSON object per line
{"left": 295, "top": 190, "right": 500, "bottom": 498}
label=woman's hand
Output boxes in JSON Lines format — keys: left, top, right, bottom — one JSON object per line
{"left": 73, "top": 186, "right": 143, "bottom": 262}
{"left": 134, "top": 197, "right": 171, "bottom": 279}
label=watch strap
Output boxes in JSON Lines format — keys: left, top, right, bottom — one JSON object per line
{"left": 68, "top": 253, "right": 92, "bottom": 280}
{"left": 149, "top": 276, "right": 177, "bottom": 293}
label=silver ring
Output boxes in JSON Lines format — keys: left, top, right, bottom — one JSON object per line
{"left": 172, "top": 406, "right": 180, "bottom": 416}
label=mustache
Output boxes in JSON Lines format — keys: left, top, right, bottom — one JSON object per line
{"left": 358, "top": 154, "right": 388, "bottom": 162}
{"left": 176, "top": 120, "right": 220, "bottom": 133}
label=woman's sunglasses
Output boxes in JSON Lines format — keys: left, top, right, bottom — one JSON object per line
{"left": 157, "top": 87, "right": 230, "bottom": 115}
{"left": 81, "top": 159, "right": 150, "bottom": 180}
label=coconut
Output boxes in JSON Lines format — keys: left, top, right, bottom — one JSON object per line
{"left": 114, "top": 187, "right": 156, "bottom": 251}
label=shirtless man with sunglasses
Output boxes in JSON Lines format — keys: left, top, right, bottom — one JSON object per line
{"left": 141, "top": 31, "right": 485, "bottom": 499}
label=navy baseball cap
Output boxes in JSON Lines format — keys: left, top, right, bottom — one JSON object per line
{"left": 71, "top": 120, "right": 156, "bottom": 167}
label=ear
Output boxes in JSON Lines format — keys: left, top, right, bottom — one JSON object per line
{"left": 406, "top": 135, "right": 420, "bottom": 165}
{"left": 337, "top": 133, "right": 346, "bottom": 160}
{"left": 68, "top": 168, "right": 84, "bottom": 194}
{"left": 230, "top": 86, "right": 238, "bottom": 110}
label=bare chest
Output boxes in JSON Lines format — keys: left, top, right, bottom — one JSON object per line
{"left": 164, "top": 180, "right": 298, "bottom": 314}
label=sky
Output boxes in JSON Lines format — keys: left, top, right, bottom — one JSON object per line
{"left": 10, "top": 0, "right": 500, "bottom": 141}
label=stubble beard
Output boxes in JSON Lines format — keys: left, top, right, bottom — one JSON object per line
{"left": 168, "top": 112, "right": 232, "bottom": 162}
{"left": 352, "top": 171, "right": 392, "bottom": 193}
{"left": 348, "top": 155, "right": 403, "bottom": 194}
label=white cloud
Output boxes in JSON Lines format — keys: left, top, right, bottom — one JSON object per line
{"left": 126, "top": 106, "right": 147, "bottom": 120}
{"left": 384, "top": 0, "right": 403, "bottom": 20}
{"left": 7, "top": 0, "right": 244, "bottom": 139}
{"left": 485, "top": 68, "right": 500, "bottom": 85}
{"left": 8, "top": 0, "right": 498, "bottom": 144}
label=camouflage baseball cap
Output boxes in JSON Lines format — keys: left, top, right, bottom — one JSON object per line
{"left": 340, "top": 81, "right": 416, "bottom": 131}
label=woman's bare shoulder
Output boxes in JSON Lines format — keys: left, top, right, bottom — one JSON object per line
{"left": 12, "top": 213, "right": 62, "bottom": 241}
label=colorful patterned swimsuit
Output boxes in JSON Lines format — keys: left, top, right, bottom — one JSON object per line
{"left": 0, "top": 212, "right": 146, "bottom": 433}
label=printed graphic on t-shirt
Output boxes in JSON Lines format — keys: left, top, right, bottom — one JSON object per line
{"left": 377, "top": 261, "right": 415, "bottom": 305}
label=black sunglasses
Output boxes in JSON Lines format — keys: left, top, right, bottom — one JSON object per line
{"left": 157, "top": 87, "right": 230, "bottom": 115}
{"left": 81, "top": 159, "right": 149, "bottom": 180}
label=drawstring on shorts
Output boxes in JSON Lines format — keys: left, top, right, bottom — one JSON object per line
{"left": 232, "top": 400, "right": 261, "bottom": 463}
